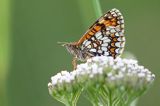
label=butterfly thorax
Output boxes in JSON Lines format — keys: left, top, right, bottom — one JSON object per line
{"left": 64, "top": 43, "right": 90, "bottom": 61}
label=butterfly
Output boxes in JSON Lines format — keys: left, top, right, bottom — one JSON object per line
{"left": 61, "top": 8, "right": 125, "bottom": 69}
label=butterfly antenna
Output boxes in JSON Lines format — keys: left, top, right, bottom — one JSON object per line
{"left": 57, "top": 41, "right": 69, "bottom": 46}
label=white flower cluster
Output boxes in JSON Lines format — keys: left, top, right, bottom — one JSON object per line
{"left": 48, "top": 56, "right": 155, "bottom": 93}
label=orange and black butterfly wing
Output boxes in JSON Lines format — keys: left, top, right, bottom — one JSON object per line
{"left": 77, "top": 8, "right": 125, "bottom": 58}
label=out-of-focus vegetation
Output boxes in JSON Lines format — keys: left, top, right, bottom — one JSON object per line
{"left": 0, "top": 0, "right": 10, "bottom": 106}
{"left": 0, "top": 0, "right": 160, "bottom": 106}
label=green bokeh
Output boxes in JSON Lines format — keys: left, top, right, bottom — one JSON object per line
{"left": 0, "top": 0, "right": 159, "bottom": 106}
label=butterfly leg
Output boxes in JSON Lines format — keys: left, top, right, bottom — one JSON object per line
{"left": 72, "top": 57, "right": 77, "bottom": 70}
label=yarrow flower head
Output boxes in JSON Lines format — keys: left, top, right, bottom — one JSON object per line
{"left": 48, "top": 56, "right": 155, "bottom": 106}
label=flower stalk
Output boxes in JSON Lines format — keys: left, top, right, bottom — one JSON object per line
{"left": 92, "top": 0, "right": 102, "bottom": 18}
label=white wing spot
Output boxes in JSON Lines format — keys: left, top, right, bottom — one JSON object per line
{"left": 117, "top": 37, "right": 122, "bottom": 41}
{"left": 101, "top": 37, "right": 108, "bottom": 40}
{"left": 119, "top": 16, "right": 123, "bottom": 19}
{"left": 118, "top": 32, "right": 123, "bottom": 36}
{"left": 91, "top": 37, "right": 95, "bottom": 41}
{"left": 101, "top": 47, "right": 107, "bottom": 51}
{"left": 115, "top": 42, "right": 121, "bottom": 47}
{"left": 104, "top": 52, "right": 109, "bottom": 56}
{"left": 112, "top": 8, "right": 117, "bottom": 11}
{"left": 119, "top": 48, "right": 124, "bottom": 54}
{"left": 102, "top": 43, "right": 108, "bottom": 47}
{"left": 90, "top": 49, "right": 96, "bottom": 52}
{"left": 117, "top": 13, "right": 122, "bottom": 16}
{"left": 110, "top": 29, "right": 116, "bottom": 33}
{"left": 115, "top": 9, "right": 120, "bottom": 13}
{"left": 82, "top": 40, "right": 87, "bottom": 45}
{"left": 99, "top": 40, "right": 102, "bottom": 44}
{"left": 103, "top": 39, "right": 111, "bottom": 43}
{"left": 98, "top": 50, "right": 102, "bottom": 53}
{"left": 121, "top": 24, "right": 124, "bottom": 28}
{"left": 121, "top": 42, "right": 125, "bottom": 47}
{"left": 85, "top": 41, "right": 91, "bottom": 47}
{"left": 115, "top": 32, "right": 120, "bottom": 36}
{"left": 115, "top": 48, "right": 120, "bottom": 53}
{"left": 95, "top": 32, "right": 101, "bottom": 38}
{"left": 106, "top": 26, "right": 114, "bottom": 31}
{"left": 117, "top": 21, "right": 120, "bottom": 24}
{"left": 93, "top": 43, "right": 97, "bottom": 47}
{"left": 87, "top": 45, "right": 92, "bottom": 49}
{"left": 121, "top": 37, "right": 125, "bottom": 41}
{"left": 121, "top": 29, "right": 124, "bottom": 33}
{"left": 113, "top": 14, "right": 117, "bottom": 17}
{"left": 118, "top": 37, "right": 125, "bottom": 42}
{"left": 120, "top": 20, "right": 124, "bottom": 24}
{"left": 111, "top": 12, "right": 116, "bottom": 15}
{"left": 97, "top": 35, "right": 103, "bottom": 39}
{"left": 106, "top": 31, "right": 110, "bottom": 35}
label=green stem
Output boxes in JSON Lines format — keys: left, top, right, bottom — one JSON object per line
{"left": 65, "top": 101, "right": 76, "bottom": 106}
{"left": 77, "top": 0, "right": 103, "bottom": 29}
{"left": 92, "top": 0, "right": 103, "bottom": 18}
{"left": 108, "top": 89, "right": 112, "bottom": 106}
{"left": 64, "top": 88, "right": 82, "bottom": 106}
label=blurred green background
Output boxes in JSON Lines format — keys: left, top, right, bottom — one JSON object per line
{"left": 0, "top": 0, "right": 159, "bottom": 106}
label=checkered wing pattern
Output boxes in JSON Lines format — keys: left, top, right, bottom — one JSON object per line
{"left": 77, "top": 8, "right": 125, "bottom": 58}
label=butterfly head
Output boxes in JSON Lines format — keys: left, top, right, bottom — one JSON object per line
{"left": 63, "top": 42, "right": 78, "bottom": 55}
{"left": 59, "top": 42, "right": 86, "bottom": 61}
